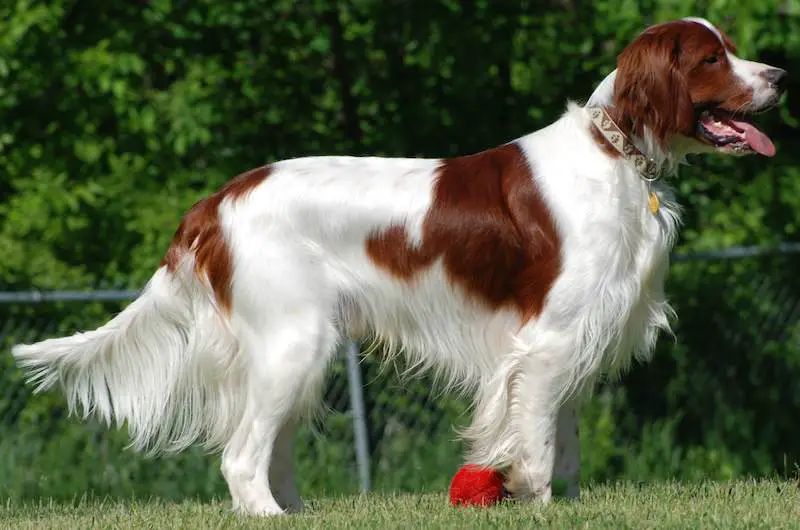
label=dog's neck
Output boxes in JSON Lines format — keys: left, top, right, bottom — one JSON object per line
{"left": 586, "top": 107, "right": 660, "bottom": 181}
{"left": 585, "top": 69, "right": 682, "bottom": 177}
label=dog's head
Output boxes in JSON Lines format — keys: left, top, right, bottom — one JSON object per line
{"left": 592, "top": 17, "right": 787, "bottom": 157}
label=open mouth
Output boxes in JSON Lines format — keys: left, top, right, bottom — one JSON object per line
{"left": 696, "top": 109, "right": 776, "bottom": 157}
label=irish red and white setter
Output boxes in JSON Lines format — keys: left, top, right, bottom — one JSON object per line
{"left": 13, "top": 17, "right": 787, "bottom": 514}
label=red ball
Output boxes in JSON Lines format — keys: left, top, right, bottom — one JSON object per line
{"left": 449, "top": 465, "right": 507, "bottom": 507}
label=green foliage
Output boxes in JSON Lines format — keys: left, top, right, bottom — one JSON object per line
{"left": 1, "top": 0, "right": 800, "bottom": 501}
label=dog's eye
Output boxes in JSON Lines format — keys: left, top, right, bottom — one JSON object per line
{"left": 704, "top": 55, "right": 719, "bottom": 64}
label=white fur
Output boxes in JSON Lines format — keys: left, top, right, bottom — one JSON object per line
{"left": 729, "top": 55, "right": 779, "bottom": 110}
{"left": 586, "top": 68, "right": 617, "bottom": 106}
{"left": 11, "top": 18, "right": 783, "bottom": 515}
{"left": 683, "top": 16, "right": 722, "bottom": 38}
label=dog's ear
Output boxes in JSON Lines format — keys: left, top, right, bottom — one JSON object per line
{"left": 613, "top": 28, "right": 695, "bottom": 146}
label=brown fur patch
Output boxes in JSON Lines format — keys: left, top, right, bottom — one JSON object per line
{"left": 161, "top": 165, "right": 272, "bottom": 312}
{"left": 366, "top": 144, "right": 561, "bottom": 322}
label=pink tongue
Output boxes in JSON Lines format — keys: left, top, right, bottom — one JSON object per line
{"left": 729, "top": 118, "right": 776, "bottom": 157}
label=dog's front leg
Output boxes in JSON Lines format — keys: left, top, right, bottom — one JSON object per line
{"left": 503, "top": 351, "right": 572, "bottom": 504}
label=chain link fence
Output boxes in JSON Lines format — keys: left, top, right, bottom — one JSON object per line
{"left": 2, "top": 244, "right": 800, "bottom": 500}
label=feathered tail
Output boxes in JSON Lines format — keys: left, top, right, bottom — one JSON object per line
{"left": 12, "top": 265, "right": 245, "bottom": 455}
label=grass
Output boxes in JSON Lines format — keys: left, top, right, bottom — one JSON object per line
{"left": 1, "top": 480, "right": 799, "bottom": 529}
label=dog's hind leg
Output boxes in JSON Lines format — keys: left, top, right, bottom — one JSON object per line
{"left": 220, "top": 286, "right": 339, "bottom": 516}
{"left": 269, "top": 418, "right": 305, "bottom": 512}
{"left": 553, "top": 400, "right": 581, "bottom": 499}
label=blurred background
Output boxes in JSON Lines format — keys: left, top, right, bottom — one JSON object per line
{"left": 1, "top": 0, "right": 800, "bottom": 502}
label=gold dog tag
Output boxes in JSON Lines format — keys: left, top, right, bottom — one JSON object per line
{"left": 648, "top": 191, "right": 660, "bottom": 214}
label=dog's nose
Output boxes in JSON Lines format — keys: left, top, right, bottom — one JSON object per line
{"left": 761, "top": 68, "right": 788, "bottom": 91}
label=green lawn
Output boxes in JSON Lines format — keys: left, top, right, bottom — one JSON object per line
{"left": 2, "top": 480, "right": 799, "bottom": 529}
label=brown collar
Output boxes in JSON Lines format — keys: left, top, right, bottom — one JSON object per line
{"left": 587, "top": 107, "right": 660, "bottom": 182}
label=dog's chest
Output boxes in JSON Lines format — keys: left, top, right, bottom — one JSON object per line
{"left": 602, "top": 189, "right": 678, "bottom": 372}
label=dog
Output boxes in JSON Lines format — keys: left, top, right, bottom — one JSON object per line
{"left": 13, "top": 17, "right": 786, "bottom": 515}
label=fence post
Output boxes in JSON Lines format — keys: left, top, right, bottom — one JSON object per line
{"left": 345, "top": 340, "right": 371, "bottom": 492}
